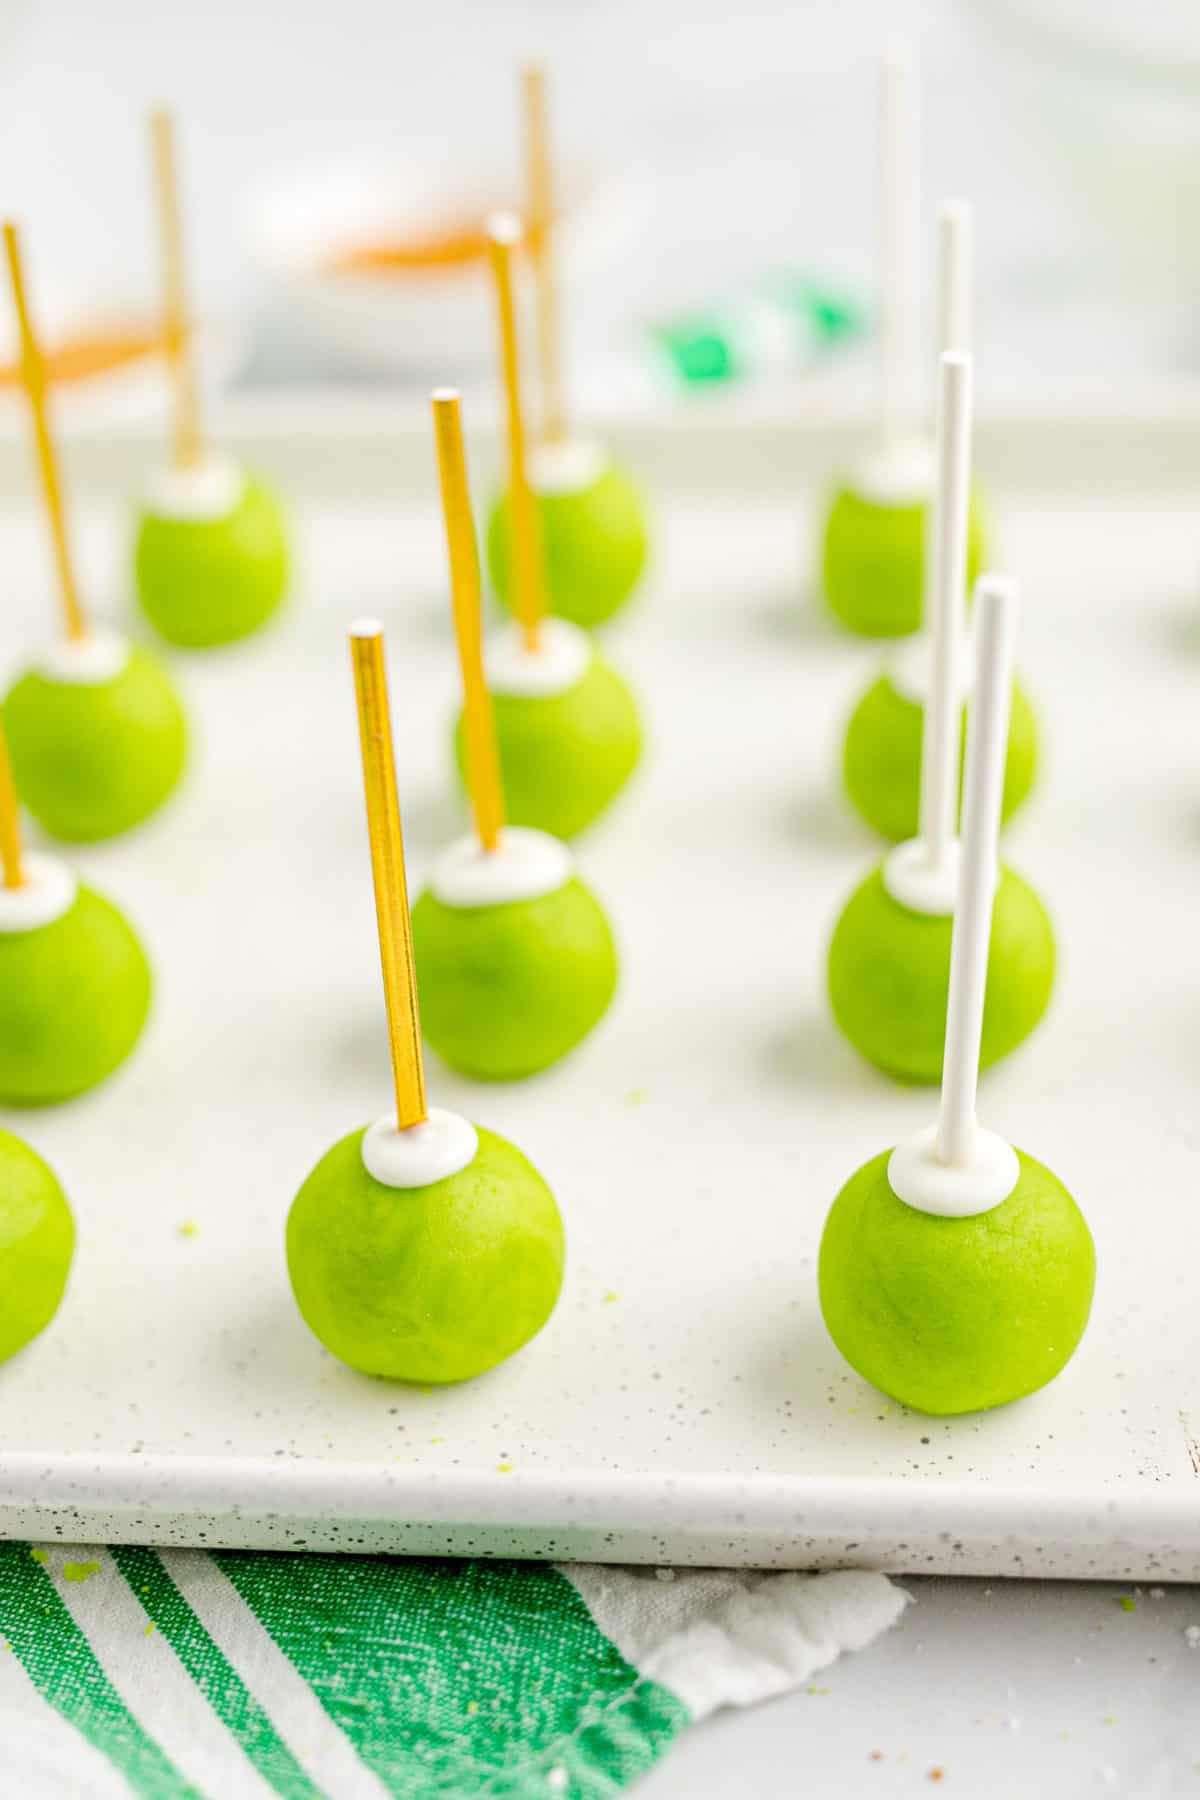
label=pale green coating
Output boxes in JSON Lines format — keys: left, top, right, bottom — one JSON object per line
{"left": 818, "top": 1148, "right": 1095, "bottom": 1414}
{"left": 487, "top": 462, "right": 649, "bottom": 627}
{"left": 3, "top": 647, "right": 187, "bottom": 842}
{"left": 0, "top": 885, "right": 152, "bottom": 1105}
{"left": 821, "top": 485, "right": 987, "bottom": 637}
{"left": 0, "top": 1129, "right": 74, "bottom": 1363}
{"left": 287, "top": 1125, "right": 564, "bottom": 1383}
{"left": 843, "top": 673, "right": 1040, "bottom": 842}
{"left": 135, "top": 476, "right": 289, "bottom": 648}
{"left": 455, "top": 652, "right": 642, "bottom": 840}
{"left": 827, "top": 865, "right": 1054, "bottom": 1084}
{"left": 412, "top": 878, "right": 617, "bottom": 1081}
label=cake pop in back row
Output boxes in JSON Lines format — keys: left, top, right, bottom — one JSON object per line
{"left": 134, "top": 108, "right": 290, "bottom": 650}
{"left": 460, "top": 214, "right": 641, "bottom": 842}
{"left": 1, "top": 221, "right": 187, "bottom": 844}
{"left": 821, "top": 45, "right": 986, "bottom": 639}
{"left": 485, "top": 64, "right": 649, "bottom": 630}
{"left": 841, "top": 202, "right": 1039, "bottom": 842}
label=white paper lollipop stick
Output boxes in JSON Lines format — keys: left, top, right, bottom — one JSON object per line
{"left": 880, "top": 40, "right": 919, "bottom": 451}
{"left": 936, "top": 577, "right": 1016, "bottom": 1168}
{"left": 917, "top": 351, "right": 972, "bottom": 877}
{"left": 937, "top": 200, "right": 971, "bottom": 358}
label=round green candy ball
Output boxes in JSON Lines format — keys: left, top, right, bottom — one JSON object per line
{"left": 843, "top": 672, "right": 1040, "bottom": 842}
{"left": 0, "top": 1128, "right": 75, "bottom": 1362}
{"left": 412, "top": 877, "right": 617, "bottom": 1081}
{"left": 487, "top": 461, "right": 649, "bottom": 627}
{"left": 0, "top": 885, "right": 152, "bottom": 1104}
{"left": 827, "top": 864, "right": 1054, "bottom": 1084}
{"left": 4, "top": 647, "right": 187, "bottom": 842}
{"left": 821, "top": 485, "right": 987, "bottom": 638}
{"left": 135, "top": 476, "right": 290, "bottom": 648}
{"left": 287, "top": 1124, "right": 564, "bottom": 1384}
{"left": 818, "top": 1147, "right": 1095, "bottom": 1414}
{"left": 456, "top": 654, "right": 642, "bottom": 840}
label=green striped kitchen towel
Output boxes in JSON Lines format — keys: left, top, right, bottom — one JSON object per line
{"left": 0, "top": 1542, "right": 907, "bottom": 1797}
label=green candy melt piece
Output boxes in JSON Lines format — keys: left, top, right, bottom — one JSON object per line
{"left": 287, "top": 1125, "right": 564, "bottom": 1384}
{"left": 487, "top": 461, "right": 649, "bottom": 628}
{"left": 135, "top": 475, "right": 290, "bottom": 648}
{"left": 0, "top": 1128, "right": 75, "bottom": 1362}
{"left": 818, "top": 1148, "right": 1095, "bottom": 1414}
{"left": 821, "top": 485, "right": 987, "bottom": 638}
{"left": 3, "top": 646, "right": 187, "bottom": 842}
{"left": 0, "top": 885, "right": 152, "bottom": 1104}
{"left": 412, "top": 877, "right": 617, "bottom": 1081}
{"left": 455, "top": 653, "right": 642, "bottom": 840}
{"left": 843, "top": 672, "right": 1040, "bottom": 843}
{"left": 827, "top": 864, "right": 1054, "bottom": 1084}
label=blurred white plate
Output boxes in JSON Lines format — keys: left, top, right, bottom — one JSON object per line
{"left": 241, "top": 150, "right": 649, "bottom": 378}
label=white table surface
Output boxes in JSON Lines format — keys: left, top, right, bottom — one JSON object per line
{"left": 640, "top": 1577, "right": 1200, "bottom": 1797}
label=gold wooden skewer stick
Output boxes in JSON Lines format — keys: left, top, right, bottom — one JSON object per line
{"left": 521, "top": 61, "right": 567, "bottom": 446}
{"left": 349, "top": 622, "right": 427, "bottom": 1131}
{"left": 149, "top": 107, "right": 203, "bottom": 471}
{"left": 3, "top": 222, "right": 88, "bottom": 644}
{"left": 432, "top": 389, "right": 506, "bottom": 853}
{"left": 0, "top": 718, "right": 25, "bottom": 892}
{"left": 486, "top": 213, "right": 546, "bottom": 654}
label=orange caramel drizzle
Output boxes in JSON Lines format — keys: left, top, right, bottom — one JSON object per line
{"left": 0, "top": 320, "right": 176, "bottom": 388}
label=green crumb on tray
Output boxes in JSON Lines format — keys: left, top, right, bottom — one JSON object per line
{"left": 29, "top": 1548, "right": 47, "bottom": 1564}
{"left": 602, "top": 1290, "right": 619, "bottom": 1304}
{"left": 624, "top": 1088, "right": 648, "bottom": 1108}
{"left": 178, "top": 1221, "right": 198, "bottom": 1238}
{"left": 62, "top": 1561, "right": 101, "bottom": 1584}
{"left": 496, "top": 1463, "right": 513, "bottom": 1474}
{"left": 1118, "top": 1595, "right": 1136, "bottom": 1613}
{"left": 144, "top": 1621, "right": 156, "bottom": 1636}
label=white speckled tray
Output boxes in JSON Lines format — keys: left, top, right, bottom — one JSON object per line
{"left": 2, "top": 397, "right": 1199, "bottom": 1577}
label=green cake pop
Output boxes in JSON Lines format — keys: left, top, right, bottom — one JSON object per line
{"left": 828, "top": 358, "right": 1053, "bottom": 1083}
{"left": 134, "top": 111, "right": 288, "bottom": 648}
{"left": 1, "top": 220, "right": 187, "bottom": 842}
{"left": 841, "top": 201, "right": 1036, "bottom": 836}
{"left": 0, "top": 1128, "right": 75, "bottom": 1362}
{"left": 487, "top": 441, "right": 648, "bottom": 629}
{"left": 819, "top": 580, "right": 1094, "bottom": 1415}
{"left": 820, "top": 62, "right": 989, "bottom": 637}
{"left": 470, "top": 214, "right": 641, "bottom": 838}
{"left": 485, "top": 66, "right": 648, "bottom": 628}
{"left": 0, "top": 721, "right": 151, "bottom": 1104}
{"left": 416, "top": 390, "right": 616, "bottom": 1081}
{"left": 135, "top": 464, "right": 289, "bottom": 649}
{"left": 843, "top": 653, "right": 1037, "bottom": 843}
{"left": 286, "top": 622, "right": 564, "bottom": 1384}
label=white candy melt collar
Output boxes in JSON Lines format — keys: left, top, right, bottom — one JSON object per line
{"left": 848, "top": 436, "right": 934, "bottom": 509}
{"left": 430, "top": 827, "right": 574, "bottom": 909}
{"left": 143, "top": 456, "right": 246, "bottom": 522}
{"left": 361, "top": 1108, "right": 479, "bottom": 1189}
{"left": 528, "top": 438, "right": 609, "bottom": 495}
{"left": 882, "top": 837, "right": 962, "bottom": 917}
{"left": 888, "top": 631, "right": 972, "bottom": 709}
{"left": 33, "top": 628, "right": 130, "bottom": 686}
{"left": 487, "top": 617, "right": 591, "bottom": 698}
{"left": 888, "top": 1122, "right": 1019, "bottom": 1218}
{"left": 0, "top": 854, "right": 78, "bottom": 933}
